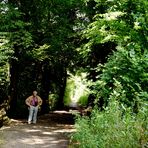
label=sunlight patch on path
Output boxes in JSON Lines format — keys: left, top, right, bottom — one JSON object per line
{"left": 1, "top": 124, "right": 72, "bottom": 148}
{"left": 0, "top": 112, "right": 75, "bottom": 148}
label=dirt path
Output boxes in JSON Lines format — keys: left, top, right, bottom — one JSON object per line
{"left": 0, "top": 111, "right": 75, "bottom": 148}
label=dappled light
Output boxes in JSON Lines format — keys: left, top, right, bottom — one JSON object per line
{"left": 65, "top": 72, "right": 89, "bottom": 108}
{"left": 0, "top": 112, "right": 75, "bottom": 148}
{"left": 0, "top": 0, "right": 147, "bottom": 147}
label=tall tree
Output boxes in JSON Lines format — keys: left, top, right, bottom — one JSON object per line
{"left": 1, "top": 0, "right": 87, "bottom": 116}
{"left": 80, "top": 0, "right": 148, "bottom": 108}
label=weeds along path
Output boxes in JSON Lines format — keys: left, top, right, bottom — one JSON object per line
{"left": 0, "top": 111, "right": 75, "bottom": 148}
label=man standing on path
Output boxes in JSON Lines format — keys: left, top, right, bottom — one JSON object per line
{"left": 25, "top": 91, "right": 42, "bottom": 124}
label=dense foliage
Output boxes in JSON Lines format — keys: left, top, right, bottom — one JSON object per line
{"left": 80, "top": 0, "right": 148, "bottom": 107}
{"left": 0, "top": 0, "right": 86, "bottom": 116}
{"left": 71, "top": 98, "right": 148, "bottom": 148}
{"left": 0, "top": 0, "right": 147, "bottom": 121}
{"left": 71, "top": 0, "right": 148, "bottom": 147}
{"left": 0, "top": 0, "right": 148, "bottom": 146}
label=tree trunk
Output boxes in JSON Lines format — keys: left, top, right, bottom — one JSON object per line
{"left": 40, "top": 61, "right": 51, "bottom": 114}
{"left": 56, "top": 67, "right": 67, "bottom": 110}
{"left": 8, "top": 59, "right": 19, "bottom": 117}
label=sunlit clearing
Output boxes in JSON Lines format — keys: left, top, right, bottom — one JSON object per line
{"left": 64, "top": 72, "right": 90, "bottom": 108}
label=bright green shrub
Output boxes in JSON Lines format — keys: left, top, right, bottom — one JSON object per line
{"left": 48, "top": 93, "right": 59, "bottom": 110}
{"left": 64, "top": 79, "right": 75, "bottom": 106}
{"left": 94, "top": 48, "right": 148, "bottom": 108}
{"left": 77, "top": 94, "right": 89, "bottom": 107}
{"left": 71, "top": 97, "right": 148, "bottom": 148}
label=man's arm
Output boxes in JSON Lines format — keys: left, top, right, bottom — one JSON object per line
{"left": 37, "top": 96, "right": 43, "bottom": 106}
{"left": 25, "top": 96, "right": 31, "bottom": 107}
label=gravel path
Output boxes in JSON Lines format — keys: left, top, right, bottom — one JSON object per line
{"left": 0, "top": 111, "right": 75, "bottom": 148}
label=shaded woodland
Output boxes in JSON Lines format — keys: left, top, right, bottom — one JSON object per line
{"left": 0, "top": 0, "right": 147, "bottom": 130}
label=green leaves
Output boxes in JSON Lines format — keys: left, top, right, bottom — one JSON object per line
{"left": 78, "top": 0, "right": 148, "bottom": 108}
{"left": 71, "top": 98, "right": 148, "bottom": 148}
{"left": 0, "top": 32, "right": 12, "bottom": 100}
{"left": 31, "top": 44, "right": 51, "bottom": 61}
{"left": 95, "top": 47, "right": 148, "bottom": 106}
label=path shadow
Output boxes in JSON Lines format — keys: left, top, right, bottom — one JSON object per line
{"left": 0, "top": 111, "right": 76, "bottom": 148}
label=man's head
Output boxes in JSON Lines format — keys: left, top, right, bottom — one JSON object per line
{"left": 33, "top": 91, "right": 37, "bottom": 96}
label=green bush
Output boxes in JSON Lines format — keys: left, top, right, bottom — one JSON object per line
{"left": 64, "top": 79, "right": 75, "bottom": 106}
{"left": 77, "top": 94, "right": 89, "bottom": 107}
{"left": 48, "top": 93, "right": 59, "bottom": 110}
{"left": 71, "top": 98, "right": 148, "bottom": 148}
{"left": 94, "top": 48, "right": 148, "bottom": 108}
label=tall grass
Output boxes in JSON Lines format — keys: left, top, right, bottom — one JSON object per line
{"left": 70, "top": 98, "right": 148, "bottom": 148}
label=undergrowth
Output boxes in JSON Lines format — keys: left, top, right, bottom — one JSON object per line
{"left": 70, "top": 98, "right": 148, "bottom": 148}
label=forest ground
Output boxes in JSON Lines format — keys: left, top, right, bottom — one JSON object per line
{"left": 0, "top": 111, "right": 76, "bottom": 148}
